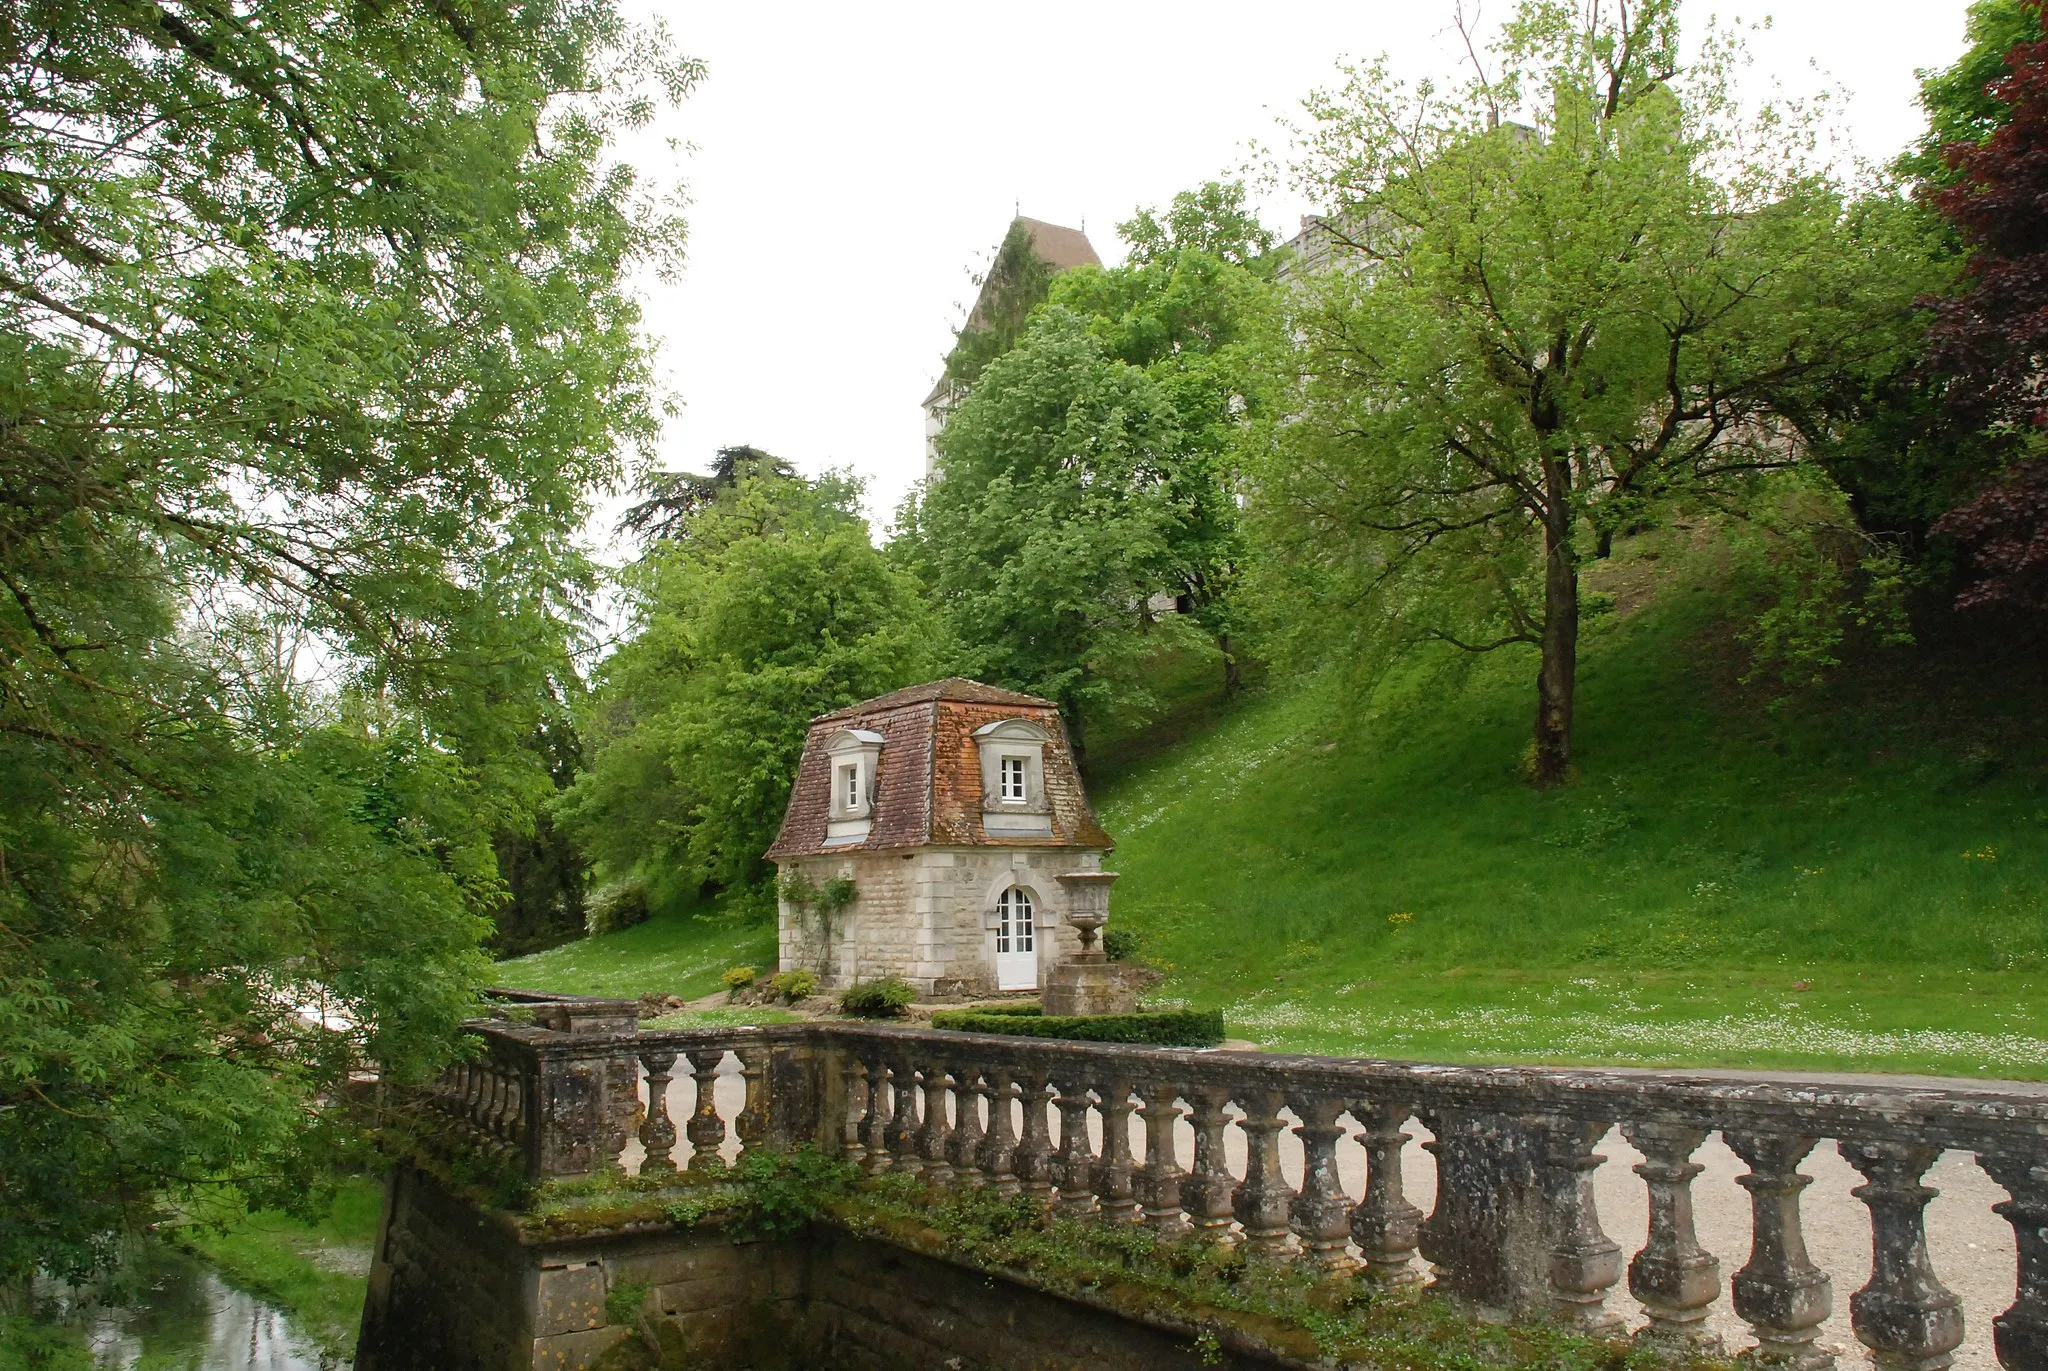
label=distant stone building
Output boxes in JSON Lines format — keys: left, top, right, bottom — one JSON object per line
{"left": 766, "top": 678, "right": 1114, "bottom": 994}
{"left": 922, "top": 216, "right": 1101, "bottom": 476}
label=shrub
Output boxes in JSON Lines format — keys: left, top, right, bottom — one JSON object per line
{"left": 1101, "top": 927, "right": 1142, "bottom": 962}
{"left": 584, "top": 878, "right": 651, "bottom": 937}
{"left": 721, "top": 965, "right": 758, "bottom": 993}
{"left": 768, "top": 968, "right": 818, "bottom": 1003}
{"left": 927, "top": 1006, "right": 1225, "bottom": 1047}
{"left": 838, "top": 976, "right": 917, "bottom": 1018}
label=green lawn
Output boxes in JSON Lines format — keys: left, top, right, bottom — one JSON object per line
{"left": 1095, "top": 576, "right": 2048, "bottom": 1080}
{"left": 493, "top": 908, "right": 776, "bottom": 1000}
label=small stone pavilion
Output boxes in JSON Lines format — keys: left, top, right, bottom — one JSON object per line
{"left": 766, "top": 678, "right": 1115, "bottom": 995}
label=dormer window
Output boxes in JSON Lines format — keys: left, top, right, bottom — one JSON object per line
{"left": 973, "top": 718, "right": 1053, "bottom": 836}
{"left": 823, "top": 727, "right": 884, "bottom": 845}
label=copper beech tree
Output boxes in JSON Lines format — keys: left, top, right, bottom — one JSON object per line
{"left": 1929, "top": 4, "right": 2048, "bottom": 612}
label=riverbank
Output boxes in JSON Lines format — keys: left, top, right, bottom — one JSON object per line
{"left": 169, "top": 1175, "right": 384, "bottom": 1361}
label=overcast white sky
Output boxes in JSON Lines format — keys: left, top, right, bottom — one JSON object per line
{"left": 607, "top": 0, "right": 1978, "bottom": 541}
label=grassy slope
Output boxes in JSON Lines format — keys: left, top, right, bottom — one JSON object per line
{"left": 1095, "top": 580, "right": 2048, "bottom": 1079}
{"left": 492, "top": 907, "right": 776, "bottom": 1000}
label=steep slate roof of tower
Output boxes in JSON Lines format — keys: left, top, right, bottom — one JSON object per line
{"left": 768, "top": 678, "right": 1112, "bottom": 859}
{"left": 919, "top": 219, "right": 1101, "bottom": 412}
{"left": 1013, "top": 217, "right": 1101, "bottom": 271}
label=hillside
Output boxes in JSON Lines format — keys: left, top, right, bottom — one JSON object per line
{"left": 1093, "top": 575, "right": 2048, "bottom": 1079}
{"left": 495, "top": 564, "right": 2048, "bottom": 1078}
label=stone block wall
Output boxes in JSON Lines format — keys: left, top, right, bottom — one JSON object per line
{"left": 776, "top": 847, "right": 1098, "bottom": 993}
{"left": 356, "top": 1168, "right": 1291, "bottom": 1371}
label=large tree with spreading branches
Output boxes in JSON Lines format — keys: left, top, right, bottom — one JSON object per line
{"left": 0, "top": 0, "right": 689, "bottom": 1281}
{"left": 1264, "top": 0, "right": 1937, "bottom": 784}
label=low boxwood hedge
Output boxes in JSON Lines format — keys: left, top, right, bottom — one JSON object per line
{"left": 927, "top": 1005, "right": 1224, "bottom": 1047}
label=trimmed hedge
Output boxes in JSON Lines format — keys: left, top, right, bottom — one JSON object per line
{"left": 927, "top": 1005, "right": 1225, "bottom": 1047}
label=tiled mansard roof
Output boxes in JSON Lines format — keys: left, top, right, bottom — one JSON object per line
{"left": 767, "top": 678, "right": 1113, "bottom": 860}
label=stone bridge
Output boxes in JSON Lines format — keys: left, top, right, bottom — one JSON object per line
{"left": 355, "top": 991, "right": 2048, "bottom": 1371}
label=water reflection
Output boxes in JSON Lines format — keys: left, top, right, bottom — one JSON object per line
{"left": 48, "top": 1244, "right": 345, "bottom": 1371}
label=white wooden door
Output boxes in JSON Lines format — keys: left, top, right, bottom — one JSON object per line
{"left": 994, "top": 888, "right": 1037, "bottom": 990}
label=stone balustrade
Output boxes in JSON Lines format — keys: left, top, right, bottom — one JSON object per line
{"left": 418, "top": 994, "right": 2048, "bottom": 1371}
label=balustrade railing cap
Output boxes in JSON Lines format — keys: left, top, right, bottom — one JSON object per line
{"left": 482, "top": 987, "right": 642, "bottom": 1035}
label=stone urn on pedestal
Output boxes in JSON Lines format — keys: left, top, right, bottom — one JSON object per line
{"left": 1044, "top": 871, "right": 1135, "bottom": 1016}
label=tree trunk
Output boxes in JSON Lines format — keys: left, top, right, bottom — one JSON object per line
{"left": 1220, "top": 632, "right": 1240, "bottom": 698}
{"left": 1532, "top": 482, "right": 1579, "bottom": 789}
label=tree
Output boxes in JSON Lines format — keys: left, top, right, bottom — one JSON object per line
{"left": 1119, "top": 180, "right": 1277, "bottom": 268}
{"left": 561, "top": 470, "right": 933, "bottom": 910}
{"left": 1047, "top": 183, "right": 1287, "bottom": 695}
{"left": 620, "top": 445, "right": 799, "bottom": 543}
{"left": 1898, "top": 0, "right": 2046, "bottom": 188}
{"left": 1265, "top": 0, "right": 1933, "bottom": 784}
{"left": 897, "top": 309, "right": 1207, "bottom": 765}
{"left": 0, "top": 0, "right": 688, "bottom": 1280}
{"left": 1925, "top": 5, "right": 2048, "bottom": 611}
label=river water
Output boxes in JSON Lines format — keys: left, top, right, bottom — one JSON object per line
{"left": 37, "top": 1244, "right": 347, "bottom": 1371}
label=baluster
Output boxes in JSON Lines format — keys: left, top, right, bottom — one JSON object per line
{"left": 733, "top": 1046, "right": 768, "bottom": 1162}
{"left": 489, "top": 1067, "right": 515, "bottom": 1143}
{"left": 684, "top": 1050, "right": 727, "bottom": 1173}
{"left": 1181, "top": 1086, "right": 1239, "bottom": 1243}
{"left": 950, "top": 1069, "right": 987, "bottom": 1185}
{"left": 1419, "top": 1108, "right": 1544, "bottom": 1312}
{"left": 1622, "top": 1119, "right": 1720, "bottom": 1351}
{"left": 980, "top": 1070, "right": 1021, "bottom": 1195}
{"left": 919, "top": 1063, "right": 956, "bottom": 1185}
{"left": 886, "top": 1060, "right": 924, "bottom": 1177}
{"left": 862, "top": 1059, "right": 893, "bottom": 1175}
{"left": 1349, "top": 1100, "right": 1424, "bottom": 1286}
{"left": 841, "top": 1058, "right": 869, "bottom": 1168}
{"left": 1291, "top": 1096, "right": 1356, "bottom": 1274}
{"left": 1015, "top": 1072, "right": 1057, "bottom": 1203}
{"left": 1095, "top": 1079, "right": 1141, "bottom": 1224}
{"left": 1727, "top": 1131, "right": 1834, "bottom": 1371}
{"left": 1840, "top": 1140, "right": 1964, "bottom": 1371}
{"left": 1234, "top": 1090, "right": 1294, "bottom": 1260}
{"left": 637, "top": 1048, "right": 679, "bottom": 1175}
{"left": 1137, "top": 1082, "right": 1188, "bottom": 1236}
{"left": 1980, "top": 1153, "right": 2048, "bottom": 1371}
{"left": 1535, "top": 1115, "right": 1623, "bottom": 1334}
{"left": 1055, "top": 1081, "right": 1099, "bottom": 1217}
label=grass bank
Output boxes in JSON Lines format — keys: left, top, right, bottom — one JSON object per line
{"left": 493, "top": 907, "right": 776, "bottom": 1001}
{"left": 1096, "top": 577, "right": 2048, "bottom": 1079}
{"left": 171, "top": 1175, "right": 385, "bottom": 1358}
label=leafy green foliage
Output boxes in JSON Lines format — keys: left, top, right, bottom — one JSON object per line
{"left": 767, "top": 969, "right": 819, "bottom": 1002}
{"left": 1101, "top": 927, "right": 1143, "bottom": 962}
{"left": 0, "top": 0, "right": 693, "bottom": 1281}
{"left": 899, "top": 309, "right": 1212, "bottom": 762}
{"left": 721, "top": 965, "right": 759, "bottom": 991}
{"left": 560, "top": 468, "right": 933, "bottom": 910}
{"left": 1897, "top": 0, "right": 2047, "bottom": 185}
{"left": 837, "top": 977, "right": 918, "bottom": 1018}
{"left": 585, "top": 878, "right": 654, "bottom": 937}
{"left": 1264, "top": 0, "right": 1940, "bottom": 785}
{"left": 927, "top": 1006, "right": 1225, "bottom": 1046}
